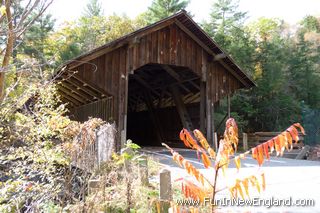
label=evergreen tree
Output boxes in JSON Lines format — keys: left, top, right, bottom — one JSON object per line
{"left": 83, "top": 0, "right": 103, "bottom": 17}
{"left": 202, "top": 0, "right": 254, "bottom": 74}
{"left": 147, "top": 0, "right": 189, "bottom": 23}
{"left": 203, "top": 0, "right": 247, "bottom": 48}
{"left": 20, "top": 14, "right": 56, "bottom": 66}
{"left": 287, "top": 16, "right": 320, "bottom": 109}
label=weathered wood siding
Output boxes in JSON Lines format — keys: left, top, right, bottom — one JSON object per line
{"left": 71, "top": 23, "right": 242, "bottom": 148}
{"left": 69, "top": 97, "right": 114, "bottom": 122}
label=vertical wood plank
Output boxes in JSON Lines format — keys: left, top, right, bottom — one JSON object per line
{"left": 200, "top": 81, "right": 205, "bottom": 133}
{"left": 169, "top": 24, "right": 177, "bottom": 65}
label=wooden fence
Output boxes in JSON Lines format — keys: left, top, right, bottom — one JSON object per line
{"left": 72, "top": 122, "right": 116, "bottom": 171}
{"left": 238, "top": 132, "right": 304, "bottom": 151}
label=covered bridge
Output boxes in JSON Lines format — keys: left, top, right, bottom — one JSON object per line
{"left": 55, "top": 11, "right": 255, "bottom": 150}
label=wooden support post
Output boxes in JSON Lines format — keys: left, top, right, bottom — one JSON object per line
{"left": 88, "top": 178, "right": 101, "bottom": 194}
{"left": 170, "top": 85, "right": 194, "bottom": 131}
{"left": 211, "top": 101, "right": 215, "bottom": 148}
{"left": 161, "top": 65, "right": 190, "bottom": 93}
{"left": 214, "top": 132, "right": 218, "bottom": 151}
{"left": 206, "top": 91, "right": 212, "bottom": 143}
{"left": 243, "top": 133, "right": 248, "bottom": 151}
{"left": 144, "top": 91, "right": 164, "bottom": 144}
{"left": 138, "top": 155, "right": 149, "bottom": 186}
{"left": 200, "top": 81, "right": 205, "bottom": 133}
{"left": 227, "top": 94, "right": 231, "bottom": 118}
{"left": 159, "top": 169, "right": 172, "bottom": 212}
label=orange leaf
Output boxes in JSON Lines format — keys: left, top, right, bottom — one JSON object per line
{"left": 235, "top": 179, "right": 245, "bottom": 199}
{"left": 193, "top": 129, "right": 210, "bottom": 150}
{"left": 281, "top": 132, "right": 289, "bottom": 151}
{"left": 261, "top": 173, "right": 266, "bottom": 191}
{"left": 268, "top": 139, "right": 274, "bottom": 153}
{"left": 201, "top": 153, "right": 211, "bottom": 168}
{"left": 278, "top": 135, "right": 285, "bottom": 156}
{"left": 263, "top": 142, "right": 270, "bottom": 160}
{"left": 208, "top": 148, "right": 216, "bottom": 159}
{"left": 274, "top": 136, "right": 281, "bottom": 156}
{"left": 250, "top": 175, "right": 261, "bottom": 193}
{"left": 257, "top": 144, "right": 264, "bottom": 166}
{"left": 184, "top": 129, "right": 201, "bottom": 150}
{"left": 199, "top": 174, "right": 204, "bottom": 186}
{"left": 180, "top": 129, "right": 191, "bottom": 148}
{"left": 284, "top": 131, "right": 293, "bottom": 150}
{"left": 242, "top": 178, "right": 250, "bottom": 197}
{"left": 229, "top": 186, "right": 237, "bottom": 198}
{"left": 294, "top": 123, "right": 305, "bottom": 135}
{"left": 287, "top": 126, "right": 299, "bottom": 142}
{"left": 235, "top": 156, "right": 241, "bottom": 171}
{"left": 252, "top": 147, "right": 258, "bottom": 160}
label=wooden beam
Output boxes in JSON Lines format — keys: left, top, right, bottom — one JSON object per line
{"left": 161, "top": 65, "right": 190, "bottom": 93}
{"left": 188, "top": 80, "right": 200, "bottom": 90}
{"left": 154, "top": 76, "right": 200, "bottom": 91}
{"left": 170, "top": 85, "right": 194, "bottom": 131}
{"left": 58, "top": 89, "right": 85, "bottom": 105}
{"left": 69, "top": 74, "right": 109, "bottom": 97}
{"left": 144, "top": 90, "right": 165, "bottom": 144}
{"left": 58, "top": 90, "right": 82, "bottom": 106}
{"left": 174, "top": 19, "right": 250, "bottom": 88}
{"left": 59, "top": 81, "right": 94, "bottom": 100}
{"left": 133, "top": 75, "right": 160, "bottom": 97}
{"left": 61, "top": 78, "right": 100, "bottom": 99}
{"left": 57, "top": 84, "right": 88, "bottom": 104}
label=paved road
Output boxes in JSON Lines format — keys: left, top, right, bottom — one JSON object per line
{"left": 142, "top": 147, "right": 320, "bottom": 212}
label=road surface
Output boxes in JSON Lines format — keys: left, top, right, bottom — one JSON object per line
{"left": 142, "top": 147, "right": 320, "bottom": 212}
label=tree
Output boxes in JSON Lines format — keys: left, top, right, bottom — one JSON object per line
{"left": 203, "top": 0, "right": 247, "bottom": 48}
{"left": 19, "top": 13, "right": 56, "bottom": 67}
{"left": 51, "top": 14, "right": 143, "bottom": 63}
{"left": 83, "top": 0, "right": 103, "bottom": 17}
{"left": 146, "top": 0, "right": 189, "bottom": 23}
{"left": 287, "top": 16, "right": 320, "bottom": 109}
{"left": 202, "top": 0, "right": 254, "bottom": 75}
{"left": 0, "top": 0, "right": 53, "bottom": 100}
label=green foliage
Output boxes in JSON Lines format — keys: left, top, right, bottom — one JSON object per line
{"left": 18, "top": 14, "right": 56, "bottom": 67}
{"left": 113, "top": 140, "right": 141, "bottom": 165}
{"left": 50, "top": 14, "right": 144, "bottom": 63}
{"left": 83, "top": 0, "right": 104, "bottom": 17}
{"left": 204, "top": 0, "right": 320, "bottom": 132}
{"left": 202, "top": 0, "right": 255, "bottom": 75}
{"left": 146, "top": 0, "right": 189, "bottom": 24}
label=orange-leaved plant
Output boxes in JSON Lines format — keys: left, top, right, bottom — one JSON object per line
{"left": 162, "top": 118, "right": 305, "bottom": 211}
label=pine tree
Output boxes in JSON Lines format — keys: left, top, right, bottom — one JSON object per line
{"left": 83, "top": 0, "right": 103, "bottom": 17}
{"left": 20, "top": 14, "right": 56, "bottom": 66}
{"left": 147, "top": 0, "right": 189, "bottom": 23}
{"left": 203, "top": 0, "right": 247, "bottom": 48}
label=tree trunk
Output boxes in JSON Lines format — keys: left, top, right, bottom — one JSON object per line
{"left": 0, "top": 0, "right": 15, "bottom": 101}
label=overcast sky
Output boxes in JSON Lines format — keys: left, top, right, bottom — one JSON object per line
{"left": 49, "top": 0, "right": 320, "bottom": 27}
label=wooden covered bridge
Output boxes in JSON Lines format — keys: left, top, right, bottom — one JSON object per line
{"left": 55, "top": 11, "right": 255, "bottom": 150}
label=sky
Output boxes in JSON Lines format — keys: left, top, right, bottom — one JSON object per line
{"left": 49, "top": 0, "right": 320, "bottom": 27}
